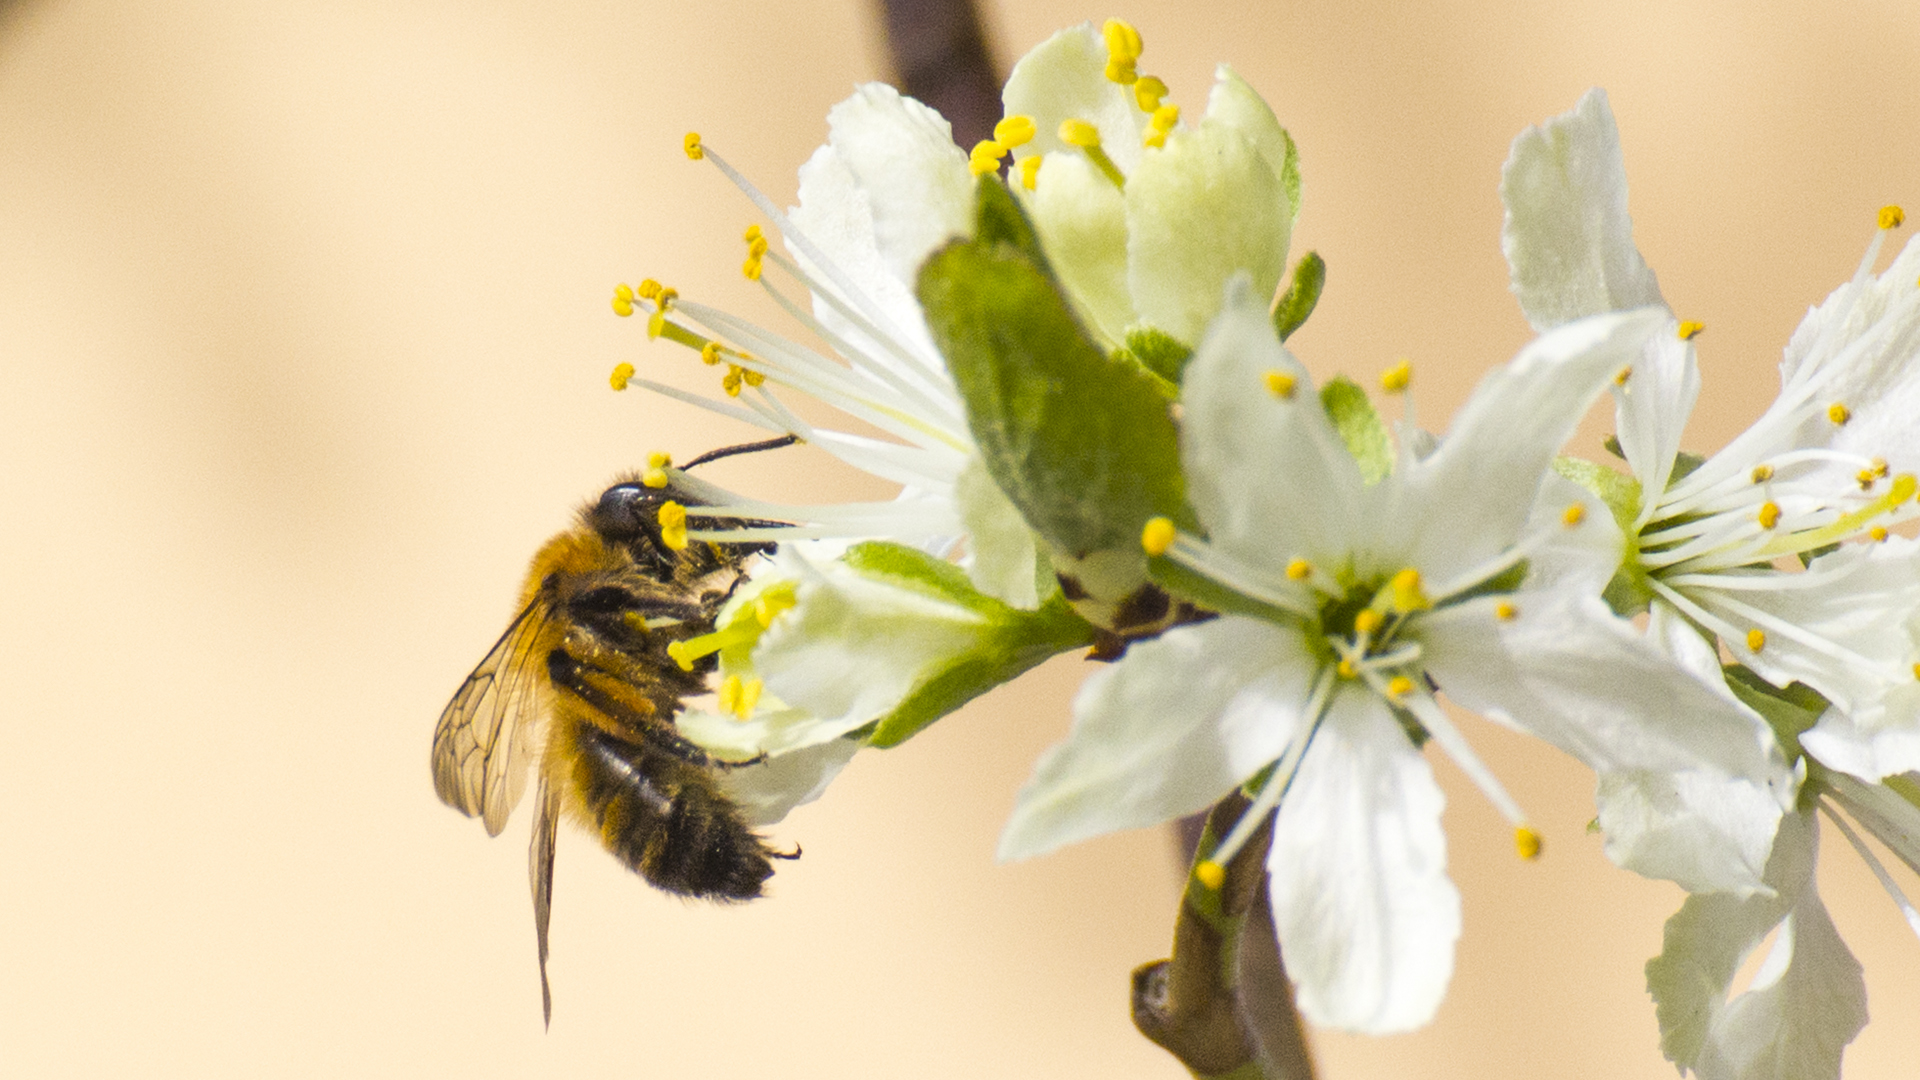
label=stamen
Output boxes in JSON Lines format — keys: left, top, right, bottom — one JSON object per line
{"left": 1746, "top": 628, "right": 1767, "bottom": 652}
{"left": 683, "top": 132, "right": 704, "bottom": 160}
{"left": 658, "top": 501, "right": 689, "bottom": 551}
{"left": 665, "top": 619, "right": 760, "bottom": 671}
{"left": 1757, "top": 501, "right": 1781, "bottom": 529}
{"left": 1059, "top": 119, "right": 1126, "bottom": 187}
{"left": 1386, "top": 675, "right": 1415, "bottom": 699}
{"left": 1141, "top": 516, "right": 1177, "bottom": 557}
{"left": 1389, "top": 568, "right": 1429, "bottom": 612}
{"left": 1515, "top": 827, "right": 1544, "bottom": 861}
{"left": 1144, "top": 104, "right": 1179, "bottom": 149}
{"left": 1194, "top": 860, "right": 1226, "bottom": 890}
{"left": 736, "top": 676, "right": 764, "bottom": 718}
{"left": 1379, "top": 359, "right": 1412, "bottom": 393}
{"left": 993, "top": 115, "right": 1036, "bottom": 149}
{"left": 1829, "top": 402, "right": 1852, "bottom": 425}
{"left": 1206, "top": 669, "right": 1336, "bottom": 870}
{"left": 1018, "top": 155, "right": 1042, "bottom": 191}
{"left": 642, "top": 451, "right": 672, "bottom": 489}
{"left": 1821, "top": 802, "right": 1920, "bottom": 941}
{"left": 1354, "top": 609, "right": 1386, "bottom": 636}
{"left": 1102, "top": 18, "right": 1143, "bottom": 84}
{"left": 612, "top": 283, "right": 636, "bottom": 318}
{"left": 1871, "top": 526, "right": 1890, "bottom": 542}
{"left": 610, "top": 362, "right": 635, "bottom": 391}
{"left": 968, "top": 139, "right": 1007, "bottom": 176}
{"left": 1133, "top": 75, "right": 1169, "bottom": 113}
{"left": 1881, "top": 205, "right": 1906, "bottom": 230}
{"left": 1336, "top": 658, "right": 1359, "bottom": 678}
{"left": 1401, "top": 692, "right": 1535, "bottom": 838}
{"left": 1751, "top": 464, "right": 1775, "bottom": 483}
{"left": 1495, "top": 601, "right": 1518, "bottom": 621}
{"left": 1562, "top": 502, "right": 1587, "bottom": 527}
{"left": 1614, "top": 366, "right": 1632, "bottom": 386}
{"left": 1286, "top": 559, "right": 1312, "bottom": 581}
{"left": 1264, "top": 369, "right": 1297, "bottom": 398}
{"left": 1677, "top": 320, "right": 1705, "bottom": 341}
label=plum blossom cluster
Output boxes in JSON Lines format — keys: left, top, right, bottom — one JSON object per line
{"left": 607, "top": 19, "right": 1920, "bottom": 1080}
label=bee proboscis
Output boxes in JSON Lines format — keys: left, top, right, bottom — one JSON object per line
{"left": 431, "top": 437, "right": 797, "bottom": 1022}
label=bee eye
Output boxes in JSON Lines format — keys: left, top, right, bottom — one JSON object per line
{"left": 592, "top": 484, "right": 656, "bottom": 538}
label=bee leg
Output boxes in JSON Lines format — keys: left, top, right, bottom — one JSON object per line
{"left": 770, "top": 842, "right": 802, "bottom": 861}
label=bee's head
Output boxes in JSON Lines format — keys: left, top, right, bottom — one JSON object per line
{"left": 586, "top": 479, "right": 696, "bottom": 546}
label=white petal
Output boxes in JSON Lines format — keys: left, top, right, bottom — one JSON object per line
{"left": 1500, "top": 87, "right": 1664, "bottom": 330}
{"left": 1646, "top": 812, "right": 1866, "bottom": 1080}
{"left": 1124, "top": 68, "right": 1293, "bottom": 345}
{"left": 1613, "top": 330, "right": 1699, "bottom": 525}
{"left": 1397, "top": 307, "right": 1665, "bottom": 589}
{"left": 1179, "top": 278, "right": 1365, "bottom": 566}
{"left": 1268, "top": 691, "right": 1459, "bottom": 1034}
{"left": 997, "top": 617, "right": 1312, "bottom": 860}
{"left": 718, "top": 732, "right": 863, "bottom": 827}
{"left": 1001, "top": 23, "right": 1145, "bottom": 175}
{"left": 1518, "top": 472, "right": 1629, "bottom": 598}
{"left": 1021, "top": 150, "right": 1134, "bottom": 343}
{"left": 1421, "top": 590, "right": 1783, "bottom": 782}
{"left": 1822, "top": 771, "right": 1920, "bottom": 876}
{"left": 1802, "top": 691, "right": 1920, "bottom": 781}
{"left": 955, "top": 454, "right": 1042, "bottom": 609}
{"left": 1596, "top": 767, "right": 1782, "bottom": 896}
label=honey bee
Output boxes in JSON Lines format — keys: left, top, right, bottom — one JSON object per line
{"left": 431, "top": 437, "right": 798, "bottom": 1023}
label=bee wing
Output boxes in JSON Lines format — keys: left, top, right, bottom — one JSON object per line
{"left": 529, "top": 776, "right": 561, "bottom": 1028}
{"left": 431, "top": 599, "right": 553, "bottom": 835}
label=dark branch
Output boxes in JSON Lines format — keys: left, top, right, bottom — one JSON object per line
{"left": 874, "top": 0, "right": 1002, "bottom": 149}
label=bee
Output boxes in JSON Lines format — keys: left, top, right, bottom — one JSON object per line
{"left": 431, "top": 437, "right": 798, "bottom": 1023}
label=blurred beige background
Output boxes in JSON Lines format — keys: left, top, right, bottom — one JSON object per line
{"left": 4, "top": 0, "right": 1919, "bottom": 1076}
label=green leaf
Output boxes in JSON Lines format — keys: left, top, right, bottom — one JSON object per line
{"left": 1722, "top": 663, "right": 1828, "bottom": 763}
{"left": 1552, "top": 455, "right": 1642, "bottom": 534}
{"left": 1272, "top": 250, "right": 1324, "bottom": 342}
{"left": 1319, "top": 375, "right": 1390, "bottom": 484}
{"left": 851, "top": 542, "right": 1098, "bottom": 747}
{"left": 1121, "top": 325, "right": 1194, "bottom": 386}
{"left": 918, "top": 179, "right": 1194, "bottom": 562}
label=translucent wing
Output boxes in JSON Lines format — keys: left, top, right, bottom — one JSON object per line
{"left": 529, "top": 777, "right": 561, "bottom": 1027}
{"left": 431, "top": 599, "right": 554, "bottom": 835}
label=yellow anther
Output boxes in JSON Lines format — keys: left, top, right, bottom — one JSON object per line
{"left": 1354, "top": 609, "right": 1385, "bottom": 636}
{"left": 1882, "top": 205, "right": 1906, "bottom": 230}
{"left": 1386, "top": 675, "right": 1415, "bottom": 700}
{"left": 698, "top": 342, "right": 721, "bottom": 366}
{"left": 1859, "top": 468, "right": 1880, "bottom": 490}
{"left": 1141, "top": 516, "right": 1177, "bottom": 556}
{"left": 718, "top": 673, "right": 743, "bottom": 716}
{"left": 742, "top": 255, "right": 763, "bottom": 281}
{"left": 747, "top": 235, "right": 769, "bottom": 258}
{"left": 1874, "top": 457, "right": 1891, "bottom": 477}
{"left": 1105, "top": 56, "right": 1138, "bottom": 85}
{"left": 1912, "top": 662, "right": 1920, "bottom": 681}
{"left": 1829, "top": 402, "right": 1852, "bottom": 425}
{"left": 1264, "top": 369, "right": 1297, "bottom": 398}
{"left": 1060, "top": 118, "right": 1102, "bottom": 148}
{"left": 1495, "top": 601, "right": 1518, "bottom": 621}
{"left": 742, "top": 368, "right": 765, "bottom": 387}
{"left": 1390, "top": 568, "right": 1429, "bottom": 612}
{"left": 1103, "top": 18, "right": 1144, "bottom": 63}
{"left": 1144, "top": 127, "right": 1167, "bottom": 150}
{"left": 612, "top": 294, "right": 634, "bottom": 318}
{"left": 1751, "top": 464, "right": 1775, "bottom": 483}
{"left": 658, "top": 501, "right": 689, "bottom": 551}
{"left": 656, "top": 286, "right": 678, "bottom": 308}
{"left": 641, "top": 468, "right": 669, "bottom": 489}
{"left": 1194, "top": 860, "right": 1226, "bottom": 890}
{"left": 1515, "top": 827, "right": 1543, "bottom": 861}
{"left": 683, "top": 132, "right": 704, "bottom": 160}
{"left": 1746, "top": 628, "right": 1767, "bottom": 652}
{"left": 1614, "top": 366, "right": 1632, "bottom": 386}
{"left": 1337, "top": 658, "right": 1360, "bottom": 678}
{"left": 665, "top": 640, "right": 697, "bottom": 672}
{"left": 1562, "top": 502, "right": 1587, "bottom": 526}
{"left": 1871, "top": 526, "right": 1890, "bottom": 542}
{"left": 1134, "top": 75, "right": 1169, "bottom": 113}
{"left": 610, "top": 362, "right": 635, "bottom": 391}
{"left": 722, "top": 366, "right": 745, "bottom": 397}
{"left": 744, "top": 223, "right": 763, "bottom": 243}
{"left": 1758, "top": 501, "right": 1781, "bottom": 529}
{"left": 969, "top": 139, "right": 1007, "bottom": 176}
{"left": 1380, "top": 359, "right": 1412, "bottom": 393}
{"left": 647, "top": 451, "right": 672, "bottom": 470}
{"left": 1018, "top": 155, "right": 1042, "bottom": 191}
{"left": 615, "top": 282, "right": 636, "bottom": 303}
{"left": 1143, "top": 104, "right": 1180, "bottom": 148}
{"left": 1286, "top": 558, "right": 1312, "bottom": 581}
{"left": 1677, "top": 320, "right": 1705, "bottom": 341}
{"left": 637, "top": 279, "right": 663, "bottom": 301}
{"left": 993, "top": 115, "right": 1036, "bottom": 148}
{"left": 735, "top": 677, "right": 764, "bottom": 718}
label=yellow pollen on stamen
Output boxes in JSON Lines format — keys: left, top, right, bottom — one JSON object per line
{"left": 1018, "top": 155, "right": 1042, "bottom": 191}
{"left": 1751, "top": 464, "right": 1775, "bottom": 483}
{"left": 683, "top": 132, "right": 704, "bottom": 160}
{"left": 610, "top": 362, "right": 635, "bottom": 391}
{"left": 612, "top": 283, "right": 635, "bottom": 318}
{"left": 1859, "top": 469, "right": 1879, "bottom": 491}
{"left": 744, "top": 223, "right": 762, "bottom": 243}
{"left": 1390, "top": 568, "right": 1429, "bottom": 612}
{"left": 1141, "top": 516, "right": 1177, "bottom": 556}
{"left": 742, "top": 369, "right": 765, "bottom": 387}
{"left": 1677, "top": 320, "right": 1705, "bottom": 341}
{"left": 1495, "top": 601, "right": 1518, "bottom": 621}
{"left": 637, "top": 279, "right": 663, "bottom": 301}
{"left": 718, "top": 674, "right": 743, "bottom": 716}
{"left": 1747, "top": 628, "right": 1767, "bottom": 652}
{"left": 993, "top": 115, "right": 1036, "bottom": 148}
{"left": 1562, "top": 502, "right": 1587, "bottom": 527}
{"left": 700, "top": 342, "right": 722, "bottom": 366}
{"left": 722, "top": 366, "right": 745, "bottom": 397}
{"left": 1194, "top": 860, "right": 1226, "bottom": 890}
{"left": 742, "top": 256, "right": 763, "bottom": 281}
{"left": 1614, "top": 366, "right": 1632, "bottom": 386}
{"left": 968, "top": 139, "right": 1007, "bottom": 176}
{"left": 1134, "top": 75, "right": 1169, "bottom": 113}
{"left": 1380, "top": 359, "right": 1412, "bottom": 393}
{"left": 1354, "top": 609, "right": 1385, "bottom": 636}
{"left": 658, "top": 501, "right": 688, "bottom": 552}
{"left": 1758, "top": 501, "right": 1782, "bottom": 529}
{"left": 1337, "top": 658, "right": 1360, "bottom": 678}
{"left": 641, "top": 468, "right": 669, "bottom": 489}
{"left": 735, "top": 677, "right": 764, "bottom": 719}
{"left": 1912, "top": 663, "right": 1920, "bottom": 681}
{"left": 1264, "top": 369, "right": 1297, "bottom": 398}
{"left": 1874, "top": 458, "right": 1891, "bottom": 478}
{"left": 1103, "top": 18, "right": 1143, "bottom": 84}
{"left": 1143, "top": 104, "right": 1180, "bottom": 148}
{"left": 1829, "top": 402, "right": 1852, "bottom": 425}
{"left": 647, "top": 451, "right": 671, "bottom": 469}
{"left": 1515, "top": 827, "right": 1544, "bottom": 861}
{"left": 1060, "top": 118, "right": 1102, "bottom": 148}
{"left": 1881, "top": 205, "right": 1906, "bottom": 230}
{"left": 1871, "top": 526, "right": 1890, "bottom": 542}
{"left": 1386, "top": 675, "right": 1415, "bottom": 700}
{"left": 1286, "top": 559, "right": 1312, "bottom": 581}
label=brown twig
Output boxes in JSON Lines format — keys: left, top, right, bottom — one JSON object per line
{"left": 873, "top": 0, "right": 1003, "bottom": 149}
{"left": 1142, "top": 796, "right": 1317, "bottom": 1080}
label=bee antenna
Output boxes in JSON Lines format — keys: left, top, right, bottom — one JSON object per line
{"left": 682, "top": 433, "right": 800, "bottom": 470}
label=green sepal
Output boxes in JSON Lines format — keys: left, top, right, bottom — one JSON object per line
{"left": 1722, "top": 663, "right": 1827, "bottom": 766}
{"left": 918, "top": 178, "right": 1195, "bottom": 561}
{"left": 1319, "top": 375, "right": 1390, "bottom": 484}
{"left": 1272, "top": 251, "right": 1324, "bottom": 342}
{"left": 1552, "top": 455, "right": 1654, "bottom": 615}
{"left": 1147, "top": 554, "right": 1300, "bottom": 627}
{"left": 1121, "top": 325, "right": 1194, "bottom": 387}
{"left": 845, "top": 541, "right": 1098, "bottom": 748}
